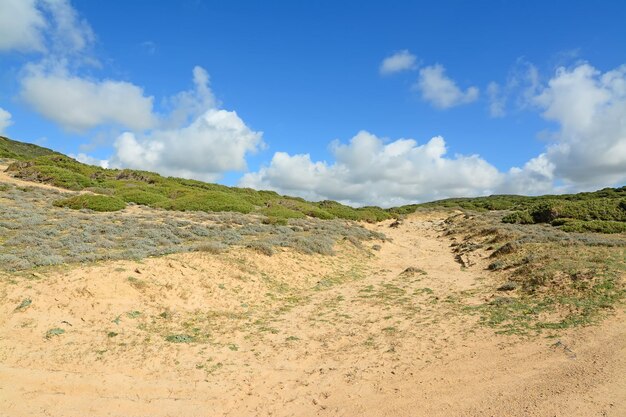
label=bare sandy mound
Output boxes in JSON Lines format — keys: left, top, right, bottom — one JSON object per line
{"left": 1, "top": 212, "right": 624, "bottom": 417}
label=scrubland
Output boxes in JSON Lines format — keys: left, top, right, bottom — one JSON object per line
{"left": 1, "top": 136, "right": 625, "bottom": 416}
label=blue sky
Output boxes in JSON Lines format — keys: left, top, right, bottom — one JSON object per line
{"left": 1, "top": 0, "right": 625, "bottom": 206}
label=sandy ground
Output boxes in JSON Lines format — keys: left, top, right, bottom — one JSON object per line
{"left": 1, "top": 211, "right": 625, "bottom": 417}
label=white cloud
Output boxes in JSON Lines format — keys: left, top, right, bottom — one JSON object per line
{"left": 240, "top": 131, "right": 502, "bottom": 207}
{"left": 41, "top": 0, "right": 94, "bottom": 55}
{"left": 110, "top": 109, "right": 263, "bottom": 182}
{"left": 71, "top": 152, "right": 109, "bottom": 168}
{"left": 20, "top": 63, "right": 157, "bottom": 132}
{"left": 380, "top": 50, "right": 417, "bottom": 75}
{"left": 104, "top": 67, "right": 264, "bottom": 181}
{"left": 486, "top": 59, "right": 541, "bottom": 117}
{"left": 0, "top": 0, "right": 46, "bottom": 52}
{"left": 0, "top": 0, "right": 93, "bottom": 54}
{"left": 163, "top": 65, "right": 217, "bottom": 128}
{"left": 0, "top": 107, "right": 13, "bottom": 134}
{"left": 532, "top": 63, "right": 626, "bottom": 188}
{"left": 9, "top": 1, "right": 150, "bottom": 133}
{"left": 242, "top": 62, "right": 626, "bottom": 206}
{"left": 415, "top": 64, "right": 479, "bottom": 109}
{"left": 500, "top": 154, "right": 556, "bottom": 196}
{"left": 486, "top": 82, "right": 505, "bottom": 117}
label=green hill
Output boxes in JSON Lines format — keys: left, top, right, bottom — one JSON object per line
{"left": 2, "top": 135, "right": 625, "bottom": 232}
{"left": 1, "top": 136, "right": 392, "bottom": 223}
{"left": 0, "top": 136, "right": 61, "bottom": 160}
{"left": 396, "top": 189, "right": 626, "bottom": 233}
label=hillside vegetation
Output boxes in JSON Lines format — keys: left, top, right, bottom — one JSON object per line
{"left": 405, "top": 188, "right": 626, "bottom": 234}
{"left": 0, "top": 136, "right": 61, "bottom": 160}
{"left": 2, "top": 136, "right": 625, "bottom": 232}
{"left": 4, "top": 152, "right": 392, "bottom": 223}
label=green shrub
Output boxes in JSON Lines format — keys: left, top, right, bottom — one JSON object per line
{"left": 157, "top": 191, "right": 254, "bottom": 213}
{"left": 269, "top": 199, "right": 335, "bottom": 219}
{"left": 502, "top": 210, "right": 534, "bottom": 224}
{"left": 529, "top": 199, "right": 626, "bottom": 223}
{"left": 259, "top": 205, "right": 306, "bottom": 220}
{"left": 317, "top": 200, "right": 390, "bottom": 222}
{"left": 356, "top": 207, "right": 393, "bottom": 223}
{"left": 13, "top": 165, "right": 93, "bottom": 190}
{"left": 559, "top": 220, "right": 626, "bottom": 234}
{"left": 53, "top": 194, "right": 126, "bottom": 212}
{"left": 115, "top": 188, "right": 168, "bottom": 205}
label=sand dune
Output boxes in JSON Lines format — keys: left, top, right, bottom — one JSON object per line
{"left": 1, "top": 212, "right": 624, "bottom": 416}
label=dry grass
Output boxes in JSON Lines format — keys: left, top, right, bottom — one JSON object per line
{"left": 0, "top": 181, "right": 385, "bottom": 271}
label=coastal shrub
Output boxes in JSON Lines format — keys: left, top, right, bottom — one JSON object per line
{"left": 15, "top": 165, "right": 92, "bottom": 190}
{"left": 53, "top": 194, "right": 126, "bottom": 212}
{"left": 502, "top": 210, "right": 534, "bottom": 224}
{"left": 529, "top": 199, "right": 626, "bottom": 223}
{"left": 115, "top": 188, "right": 168, "bottom": 205}
{"left": 259, "top": 205, "right": 306, "bottom": 220}
{"left": 156, "top": 191, "right": 254, "bottom": 214}
{"left": 558, "top": 219, "right": 626, "bottom": 234}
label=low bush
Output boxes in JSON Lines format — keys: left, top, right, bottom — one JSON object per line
{"left": 14, "top": 165, "right": 93, "bottom": 190}
{"left": 502, "top": 210, "right": 534, "bottom": 224}
{"left": 558, "top": 219, "right": 626, "bottom": 234}
{"left": 115, "top": 188, "right": 168, "bottom": 205}
{"left": 156, "top": 191, "right": 254, "bottom": 213}
{"left": 259, "top": 205, "right": 306, "bottom": 220}
{"left": 53, "top": 194, "right": 126, "bottom": 212}
{"left": 530, "top": 199, "right": 626, "bottom": 223}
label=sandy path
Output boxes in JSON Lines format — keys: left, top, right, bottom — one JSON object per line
{"left": 1, "top": 212, "right": 624, "bottom": 416}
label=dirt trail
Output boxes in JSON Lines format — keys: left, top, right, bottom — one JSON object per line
{"left": 1, "top": 212, "right": 624, "bottom": 416}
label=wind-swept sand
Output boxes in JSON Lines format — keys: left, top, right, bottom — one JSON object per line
{"left": 1, "top": 212, "right": 624, "bottom": 416}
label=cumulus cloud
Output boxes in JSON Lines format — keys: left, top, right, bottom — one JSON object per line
{"left": 499, "top": 154, "right": 556, "bottom": 196}
{"left": 0, "top": 107, "right": 13, "bottom": 134}
{"left": 9, "top": 1, "right": 151, "bottom": 133}
{"left": 20, "top": 63, "right": 157, "bottom": 132}
{"left": 240, "top": 131, "right": 502, "bottom": 207}
{"left": 380, "top": 50, "right": 417, "bottom": 75}
{"left": 415, "top": 64, "right": 479, "bottom": 109}
{"left": 0, "top": 0, "right": 46, "bottom": 52}
{"left": 72, "top": 152, "right": 109, "bottom": 168}
{"left": 242, "top": 62, "right": 626, "bottom": 206}
{"left": 109, "top": 109, "right": 263, "bottom": 182}
{"left": 0, "top": 0, "right": 93, "bottom": 54}
{"left": 532, "top": 63, "right": 626, "bottom": 188}
{"left": 163, "top": 66, "right": 217, "bottom": 128}
{"left": 104, "top": 67, "right": 263, "bottom": 181}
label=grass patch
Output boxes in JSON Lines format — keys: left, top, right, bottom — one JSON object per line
{"left": 126, "top": 310, "right": 141, "bottom": 319}
{"left": 165, "top": 334, "right": 195, "bottom": 343}
{"left": 14, "top": 298, "right": 32, "bottom": 311}
{"left": 45, "top": 328, "right": 65, "bottom": 339}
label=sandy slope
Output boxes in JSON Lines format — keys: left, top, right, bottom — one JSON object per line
{"left": 1, "top": 212, "right": 624, "bottom": 416}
